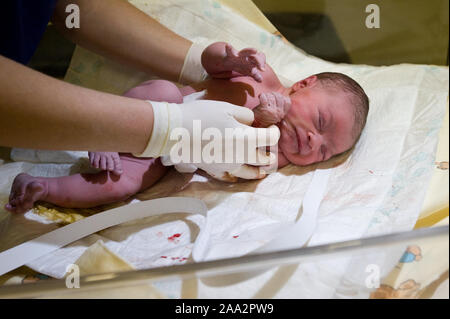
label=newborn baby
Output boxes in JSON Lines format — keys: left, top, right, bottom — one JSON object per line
{"left": 6, "top": 42, "right": 369, "bottom": 213}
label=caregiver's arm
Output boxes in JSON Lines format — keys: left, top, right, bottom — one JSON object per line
{"left": 0, "top": 55, "right": 153, "bottom": 153}
{"left": 0, "top": 55, "right": 279, "bottom": 180}
{"left": 51, "top": 0, "right": 191, "bottom": 82}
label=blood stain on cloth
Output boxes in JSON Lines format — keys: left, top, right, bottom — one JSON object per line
{"left": 168, "top": 233, "right": 182, "bottom": 244}
{"left": 233, "top": 235, "right": 239, "bottom": 238}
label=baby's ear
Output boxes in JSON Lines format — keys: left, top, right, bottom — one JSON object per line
{"left": 292, "top": 75, "right": 318, "bottom": 91}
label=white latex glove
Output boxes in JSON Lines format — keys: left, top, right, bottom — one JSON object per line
{"left": 161, "top": 132, "right": 278, "bottom": 182}
{"left": 135, "top": 100, "right": 280, "bottom": 180}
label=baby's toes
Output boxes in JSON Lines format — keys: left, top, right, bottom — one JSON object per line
{"left": 17, "top": 183, "right": 44, "bottom": 213}
{"left": 112, "top": 167, "right": 123, "bottom": 176}
{"left": 106, "top": 157, "right": 115, "bottom": 172}
{"left": 4, "top": 203, "right": 15, "bottom": 213}
{"left": 6, "top": 195, "right": 23, "bottom": 213}
{"left": 111, "top": 156, "right": 123, "bottom": 176}
{"left": 92, "top": 155, "right": 101, "bottom": 169}
{"left": 100, "top": 156, "right": 108, "bottom": 170}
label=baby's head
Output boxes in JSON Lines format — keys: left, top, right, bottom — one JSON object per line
{"left": 279, "top": 72, "right": 369, "bottom": 166}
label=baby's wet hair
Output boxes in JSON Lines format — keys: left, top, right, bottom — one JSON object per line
{"left": 315, "top": 72, "right": 369, "bottom": 145}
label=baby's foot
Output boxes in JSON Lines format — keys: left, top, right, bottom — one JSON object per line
{"left": 88, "top": 151, "right": 123, "bottom": 175}
{"left": 5, "top": 173, "right": 48, "bottom": 213}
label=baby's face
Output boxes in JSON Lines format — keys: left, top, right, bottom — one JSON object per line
{"left": 278, "top": 77, "right": 355, "bottom": 166}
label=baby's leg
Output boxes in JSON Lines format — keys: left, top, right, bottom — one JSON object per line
{"left": 123, "top": 79, "right": 184, "bottom": 101}
{"left": 6, "top": 156, "right": 168, "bottom": 212}
{"left": 6, "top": 80, "right": 185, "bottom": 213}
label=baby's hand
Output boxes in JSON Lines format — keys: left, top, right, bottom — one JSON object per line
{"left": 253, "top": 92, "right": 291, "bottom": 127}
{"left": 223, "top": 44, "right": 266, "bottom": 82}
{"left": 88, "top": 152, "right": 123, "bottom": 176}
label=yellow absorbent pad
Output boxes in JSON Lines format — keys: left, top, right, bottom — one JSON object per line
{"left": 59, "top": 240, "right": 165, "bottom": 299}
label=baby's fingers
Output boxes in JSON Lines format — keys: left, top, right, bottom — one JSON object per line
{"left": 251, "top": 68, "right": 263, "bottom": 82}
{"left": 240, "top": 48, "right": 258, "bottom": 56}
{"left": 245, "top": 51, "right": 266, "bottom": 71}
{"left": 239, "top": 48, "right": 266, "bottom": 71}
{"left": 225, "top": 44, "right": 239, "bottom": 58}
{"left": 259, "top": 92, "right": 269, "bottom": 106}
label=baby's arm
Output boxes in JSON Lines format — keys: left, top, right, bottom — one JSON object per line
{"left": 202, "top": 42, "right": 284, "bottom": 89}
{"left": 201, "top": 42, "right": 269, "bottom": 82}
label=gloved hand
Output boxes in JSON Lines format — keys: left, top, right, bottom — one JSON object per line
{"left": 135, "top": 99, "right": 280, "bottom": 180}
{"left": 161, "top": 126, "right": 279, "bottom": 182}
{"left": 88, "top": 151, "right": 123, "bottom": 176}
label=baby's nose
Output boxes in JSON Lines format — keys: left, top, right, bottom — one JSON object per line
{"left": 307, "top": 132, "right": 323, "bottom": 151}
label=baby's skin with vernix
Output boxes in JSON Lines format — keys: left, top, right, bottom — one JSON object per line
{"left": 6, "top": 42, "right": 362, "bottom": 213}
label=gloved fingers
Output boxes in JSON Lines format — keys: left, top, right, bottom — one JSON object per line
{"left": 174, "top": 163, "right": 198, "bottom": 173}
{"left": 160, "top": 155, "right": 175, "bottom": 167}
{"left": 205, "top": 170, "right": 239, "bottom": 182}
{"left": 257, "top": 147, "right": 279, "bottom": 173}
{"left": 231, "top": 164, "right": 266, "bottom": 180}
{"left": 253, "top": 125, "right": 281, "bottom": 147}
{"left": 183, "top": 90, "right": 207, "bottom": 103}
{"left": 246, "top": 148, "right": 277, "bottom": 166}
{"left": 227, "top": 104, "right": 255, "bottom": 126}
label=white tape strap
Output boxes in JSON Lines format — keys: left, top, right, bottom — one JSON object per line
{"left": 0, "top": 197, "right": 207, "bottom": 276}
{"left": 0, "top": 168, "right": 330, "bottom": 276}
{"left": 255, "top": 168, "right": 332, "bottom": 253}
{"left": 192, "top": 168, "right": 332, "bottom": 261}
{"left": 192, "top": 168, "right": 331, "bottom": 288}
